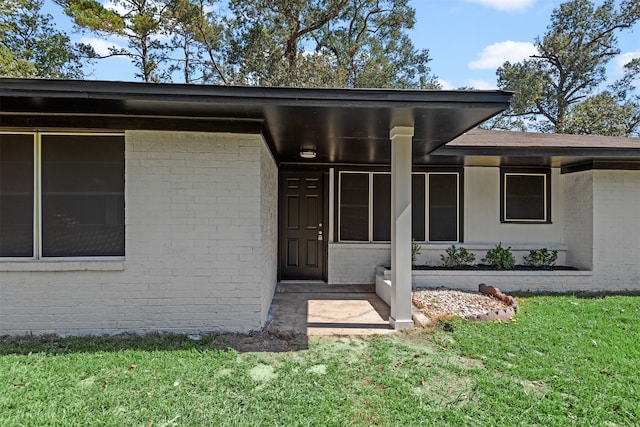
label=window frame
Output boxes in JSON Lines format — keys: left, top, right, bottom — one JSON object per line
{"left": 337, "top": 169, "right": 462, "bottom": 243}
{"left": 500, "top": 168, "right": 551, "bottom": 223}
{"left": 0, "top": 131, "right": 126, "bottom": 260}
{"left": 424, "top": 172, "right": 461, "bottom": 243}
{"left": 338, "top": 171, "right": 389, "bottom": 242}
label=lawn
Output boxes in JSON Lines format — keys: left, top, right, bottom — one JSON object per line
{"left": 1, "top": 295, "right": 639, "bottom": 426}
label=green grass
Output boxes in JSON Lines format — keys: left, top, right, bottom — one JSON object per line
{"left": 1, "top": 295, "right": 639, "bottom": 426}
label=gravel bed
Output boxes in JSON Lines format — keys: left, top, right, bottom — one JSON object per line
{"left": 413, "top": 288, "right": 511, "bottom": 322}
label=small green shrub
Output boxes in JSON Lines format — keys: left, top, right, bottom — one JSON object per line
{"left": 523, "top": 248, "right": 558, "bottom": 268}
{"left": 483, "top": 243, "right": 516, "bottom": 269}
{"left": 411, "top": 239, "right": 422, "bottom": 263}
{"left": 441, "top": 245, "right": 476, "bottom": 267}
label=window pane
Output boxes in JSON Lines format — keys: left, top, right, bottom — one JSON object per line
{"left": 429, "top": 174, "right": 458, "bottom": 241}
{"left": 505, "top": 175, "right": 545, "bottom": 220}
{"left": 372, "top": 174, "right": 390, "bottom": 241}
{"left": 412, "top": 174, "right": 426, "bottom": 241}
{"left": 0, "top": 134, "right": 34, "bottom": 256}
{"left": 42, "top": 135, "right": 125, "bottom": 256}
{"left": 340, "top": 173, "right": 368, "bottom": 241}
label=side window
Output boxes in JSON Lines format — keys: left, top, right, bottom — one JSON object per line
{"left": 339, "top": 172, "right": 369, "bottom": 241}
{"left": 41, "top": 135, "right": 125, "bottom": 256}
{"left": 0, "top": 134, "right": 35, "bottom": 257}
{"left": 338, "top": 171, "right": 461, "bottom": 242}
{"left": 0, "top": 133, "right": 125, "bottom": 259}
{"left": 501, "top": 169, "right": 550, "bottom": 223}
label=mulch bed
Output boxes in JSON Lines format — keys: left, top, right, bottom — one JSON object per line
{"left": 411, "top": 264, "right": 577, "bottom": 271}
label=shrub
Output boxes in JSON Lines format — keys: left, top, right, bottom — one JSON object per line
{"left": 483, "top": 243, "right": 515, "bottom": 269}
{"left": 523, "top": 248, "right": 558, "bottom": 268}
{"left": 441, "top": 245, "right": 476, "bottom": 267}
{"left": 411, "top": 239, "right": 422, "bottom": 264}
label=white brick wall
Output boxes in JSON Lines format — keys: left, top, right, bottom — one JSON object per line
{"left": 464, "top": 167, "right": 564, "bottom": 244}
{"left": 592, "top": 170, "right": 640, "bottom": 290}
{"left": 0, "top": 131, "right": 278, "bottom": 335}
{"left": 259, "top": 141, "right": 278, "bottom": 321}
{"left": 561, "top": 170, "right": 593, "bottom": 269}
{"left": 328, "top": 243, "right": 390, "bottom": 284}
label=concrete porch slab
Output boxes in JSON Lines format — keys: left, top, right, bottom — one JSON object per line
{"left": 266, "top": 283, "right": 395, "bottom": 336}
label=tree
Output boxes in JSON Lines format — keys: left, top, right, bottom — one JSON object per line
{"left": 0, "top": 0, "right": 91, "bottom": 79}
{"left": 224, "top": 0, "right": 438, "bottom": 88}
{"left": 164, "top": 0, "right": 227, "bottom": 84}
{"left": 224, "top": 0, "right": 349, "bottom": 86}
{"left": 57, "top": 0, "right": 170, "bottom": 82}
{"left": 315, "top": 0, "right": 438, "bottom": 88}
{"left": 496, "top": 0, "right": 640, "bottom": 135}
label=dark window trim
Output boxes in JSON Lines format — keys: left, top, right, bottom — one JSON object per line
{"left": 0, "top": 131, "right": 125, "bottom": 259}
{"left": 335, "top": 167, "right": 464, "bottom": 243}
{"left": 561, "top": 160, "right": 640, "bottom": 174}
{"left": 500, "top": 167, "right": 551, "bottom": 223}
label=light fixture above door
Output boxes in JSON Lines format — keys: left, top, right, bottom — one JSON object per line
{"left": 299, "top": 148, "right": 317, "bottom": 159}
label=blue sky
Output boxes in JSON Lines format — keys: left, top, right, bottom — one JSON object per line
{"left": 47, "top": 0, "right": 640, "bottom": 88}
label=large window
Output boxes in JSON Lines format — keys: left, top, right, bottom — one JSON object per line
{"left": 0, "top": 133, "right": 125, "bottom": 258}
{"left": 0, "top": 134, "right": 34, "bottom": 256}
{"left": 338, "top": 171, "right": 460, "bottom": 242}
{"left": 501, "top": 168, "right": 550, "bottom": 223}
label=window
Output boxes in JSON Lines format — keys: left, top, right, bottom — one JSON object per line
{"left": 501, "top": 169, "right": 550, "bottom": 223}
{"left": 0, "top": 133, "right": 125, "bottom": 258}
{"left": 0, "top": 134, "right": 34, "bottom": 256}
{"left": 339, "top": 173, "right": 369, "bottom": 241}
{"left": 338, "top": 171, "right": 461, "bottom": 242}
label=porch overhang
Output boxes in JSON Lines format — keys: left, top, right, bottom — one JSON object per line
{"left": 0, "top": 79, "right": 514, "bottom": 332}
{"left": 0, "top": 79, "right": 513, "bottom": 164}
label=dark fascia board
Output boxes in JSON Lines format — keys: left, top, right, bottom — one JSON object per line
{"left": 433, "top": 145, "right": 640, "bottom": 158}
{"left": 0, "top": 78, "right": 513, "bottom": 110}
{"left": 561, "top": 160, "right": 640, "bottom": 174}
{"left": 0, "top": 113, "right": 265, "bottom": 134}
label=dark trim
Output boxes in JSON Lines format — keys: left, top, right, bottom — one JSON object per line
{"left": 333, "top": 167, "right": 465, "bottom": 243}
{"left": 0, "top": 78, "right": 514, "bottom": 107}
{"left": 561, "top": 160, "right": 640, "bottom": 174}
{"left": 435, "top": 146, "right": 640, "bottom": 158}
{"left": 458, "top": 171, "right": 465, "bottom": 243}
{"left": 322, "top": 171, "right": 329, "bottom": 282}
{"left": 500, "top": 167, "right": 552, "bottom": 224}
{"left": 0, "top": 114, "right": 264, "bottom": 134}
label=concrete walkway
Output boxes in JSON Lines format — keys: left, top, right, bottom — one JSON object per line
{"left": 266, "top": 283, "right": 396, "bottom": 336}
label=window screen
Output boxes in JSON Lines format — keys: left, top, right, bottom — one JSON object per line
{"left": 0, "top": 134, "right": 34, "bottom": 257}
{"left": 428, "top": 174, "right": 458, "bottom": 241}
{"left": 411, "top": 174, "right": 426, "bottom": 241}
{"left": 339, "top": 173, "right": 369, "bottom": 241}
{"left": 41, "top": 135, "right": 125, "bottom": 256}
{"left": 504, "top": 173, "right": 547, "bottom": 221}
{"left": 372, "top": 174, "right": 391, "bottom": 241}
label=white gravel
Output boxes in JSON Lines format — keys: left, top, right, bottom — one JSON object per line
{"left": 413, "top": 288, "right": 511, "bottom": 322}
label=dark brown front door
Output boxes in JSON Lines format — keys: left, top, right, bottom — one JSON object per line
{"left": 279, "top": 171, "right": 325, "bottom": 281}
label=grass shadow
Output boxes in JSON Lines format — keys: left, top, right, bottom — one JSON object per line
{"left": 0, "top": 330, "right": 308, "bottom": 356}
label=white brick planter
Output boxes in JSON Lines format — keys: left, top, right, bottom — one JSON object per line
{"left": 375, "top": 266, "right": 594, "bottom": 306}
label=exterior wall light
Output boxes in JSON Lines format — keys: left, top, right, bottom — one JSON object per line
{"left": 300, "top": 148, "right": 317, "bottom": 159}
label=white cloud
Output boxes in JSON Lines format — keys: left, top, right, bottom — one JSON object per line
{"left": 468, "top": 41, "right": 537, "bottom": 69}
{"left": 80, "top": 37, "right": 126, "bottom": 58}
{"left": 103, "top": 0, "right": 128, "bottom": 16}
{"left": 467, "top": 79, "right": 498, "bottom": 90}
{"left": 466, "top": 0, "right": 535, "bottom": 12}
{"left": 438, "top": 78, "right": 455, "bottom": 90}
{"left": 613, "top": 49, "right": 640, "bottom": 76}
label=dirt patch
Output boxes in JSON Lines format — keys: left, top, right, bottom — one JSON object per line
{"left": 212, "top": 331, "right": 307, "bottom": 352}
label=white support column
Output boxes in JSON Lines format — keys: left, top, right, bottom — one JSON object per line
{"left": 389, "top": 125, "right": 414, "bottom": 330}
